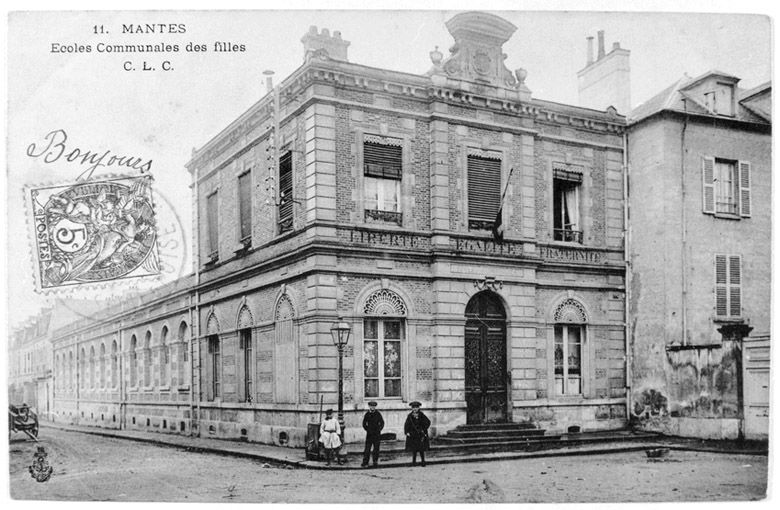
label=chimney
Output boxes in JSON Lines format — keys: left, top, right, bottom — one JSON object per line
{"left": 301, "top": 26, "right": 350, "bottom": 62}
{"left": 263, "top": 70, "right": 274, "bottom": 94}
{"left": 586, "top": 36, "right": 594, "bottom": 65}
{"left": 597, "top": 30, "right": 605, "bottom": 60}
{"left": 577, "top": 31, "right": 631, "bottom": 114}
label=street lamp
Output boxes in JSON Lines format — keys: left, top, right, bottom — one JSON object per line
{"left": 330, "top": 317, "right": 351, "bottom": 446}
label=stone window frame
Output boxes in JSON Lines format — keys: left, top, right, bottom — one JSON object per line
{"left": 458, "top": 143, "right": 511, "bottom": 234}
{"left": 273, "top": 292, "right": 299, "bottom": 405}
{"left": 354, "top": 128, "right": 414, "bottom": 230}
{"left": 546, "top": 295, "right": 592, "bottom": 400}
{"left": 547, "top": 158, "right": 591, "bottom": 245}
{"left": 355, "top": 285, "right": 411, "bottom": 403}
{"left": 234, "top": 164, "right": 254, "bottom": 249}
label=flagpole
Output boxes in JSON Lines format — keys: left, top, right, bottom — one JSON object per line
{"left": 499, "top": 167, "right": 514, "bottom": 206}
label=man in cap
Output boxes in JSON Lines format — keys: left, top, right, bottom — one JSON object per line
{"left": 361, "top": 400, "right": 384, "bottom": 468}
{"left": 404, "top": 401, "right": 431, "bottom": 466}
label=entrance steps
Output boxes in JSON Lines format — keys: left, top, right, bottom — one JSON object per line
{"left": 345, "top": 428, "right": 660, "bottom": 461}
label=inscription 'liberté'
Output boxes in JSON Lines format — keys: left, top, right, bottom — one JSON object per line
{"left": 348, "top": 230, "right": 426, "bottom": 248}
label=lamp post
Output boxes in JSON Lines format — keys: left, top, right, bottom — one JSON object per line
{"left": 330, "top": 317, "right": 351, "bottom": 446}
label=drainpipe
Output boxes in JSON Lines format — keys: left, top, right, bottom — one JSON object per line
{"left": 191, "top": 167, "right": 200, "bottom": 437}
{"left": 680, "top": 100, "right": 689, "bottom": 345}
{"left": 623, "top": 131, "right": 632, "bottom": 423}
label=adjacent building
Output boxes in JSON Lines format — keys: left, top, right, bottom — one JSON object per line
{"left": 45, "top": 11, "right": 630, "bottom": 447}
{"left": 627, "top": 72, "right": 771, "bottom": 439}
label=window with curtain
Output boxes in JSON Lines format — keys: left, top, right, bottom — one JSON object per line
{"left": 554, "top": 325, "right": 583, "bottom": 395}
{"left": 364, "top": 319, "right": 403, "bottom": 398}
{"left": 364, "top": 138, "right": 402, "bottom": 225}
{"left": 553, "top": 166, "right": 582, "bottom": 243}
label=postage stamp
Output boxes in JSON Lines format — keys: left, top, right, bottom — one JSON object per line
{"left": 29, "top": 175, "right": 161, "bottom": 290}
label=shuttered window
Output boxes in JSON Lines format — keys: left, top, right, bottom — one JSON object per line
{"left": 238, "top": 172, "right": 252, "bottom": 242}
{"left": 715, "top": 254, "right": 742, "bottom": 317}
{"left": 278, "top": 151, "right": 293, "bottom": 234}
{"left": 364, "top": 142, "right": 402, "bottom": 180}
{"left": 467, "top": 155, "right": 501, "bottom": 229}
{"left": 703, "top": 157, "right": 751, "bottom": 218}
{"left": 206, "top": 192, "right": 219, "bottom": 258}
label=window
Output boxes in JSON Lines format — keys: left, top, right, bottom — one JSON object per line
{"left": 177, "top": 322, "right": 188, "bottom": 387}
{"left": 364, "top": 319, "right": 403, "bottom": 398}
{"left": 554, "top": 325, "right": 582, "bottom": 395}
{"left": 207, "top": 335, "right": 220, "bottom": 400}
{"left": 143, "top": 332, "right": 152, "bottom": 388}
{"left": 206, "top": 192, "right": 219, "bottom": 260}
{"left": 239, "top": 329, "right": 253, "bottom": 402}
{"left": 80, "top": 348, "right": 86, "bottom": 388}
{"left": 702, "top": 158, "right": 751, "bottom": 217}
{"left": 160, "top": 326, "right": 169, "bottom": 387}
{"left": 705, "top": 84, "right": 735, "bottom": 116}
{"left": 467, "top": 154, "right": 501, "bottom": 231}
{"left": 129, "top": 336, "right": 138, "bottom": 387}
{"left": 553, "top": 166, "right": 583, "bottom": 243}
{"left": 89, "top": 347, "right": 95, "bottom": 388}
{"left": 111, "top": 341, "right": 118, "bottom": 388}
{"left": 99, "top": 343, "right": 106, "bottom": 388}
{"left": 364, "top": 138, "right": 402, "bottom": 225}
{"left": 278, "top": 151, "right": 293, "bottom": 234}
{"left": 715, "top": 254, "right": 742, "bottom": 318}
{"left": 238, "top": 171, "right": 252, "bottom": 243}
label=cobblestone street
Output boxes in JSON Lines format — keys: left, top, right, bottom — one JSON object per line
{"left": 9, "top": 427, "right": 768, "bottom": 503}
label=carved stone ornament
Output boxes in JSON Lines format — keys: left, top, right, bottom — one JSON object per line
{"left": 364, "top": 288, "right": 407, "bottom": 316}
{"left": 554, "top": 298, "right": 587, "bottom": 324}
{"left": 474, "top": 276, "right": 503, "bottom": 292}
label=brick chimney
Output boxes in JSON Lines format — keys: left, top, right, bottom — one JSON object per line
{"left": 301, "top": 26, "right": 350, "bottom": 62}
{"left": 577, "top": 31, "right": 630, "bottom": 114}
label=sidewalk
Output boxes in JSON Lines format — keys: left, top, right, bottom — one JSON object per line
{"left": 40, "top": 422, "right": 767, "bottom": 471}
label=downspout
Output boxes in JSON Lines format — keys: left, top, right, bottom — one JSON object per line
{"left": 623, "top": 130, "right": 632, "bottom": 423}
{"left": 680, "top": 100, "right": 689, "bottom": 344}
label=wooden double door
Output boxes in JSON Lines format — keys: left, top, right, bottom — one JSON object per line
{"left": 464, "top": 291, "right": 508, "bottom": 424}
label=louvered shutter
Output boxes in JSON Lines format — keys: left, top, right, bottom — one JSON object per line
{"left": 364, "top": 142, "right": 402, "bottom": 180}
{"left": 715, "top": 255, "right": 728, "bottom": 316}
{"left": 702, "top": 157, "right": 715, "bottom": 214}
{"left": 738, "top": 161, "right": 751, "bottom": 217}
{"left": 278, "top": 151, "right": 293, "bottom": 232}
{"left": 467, "top": 155, "right": 501, "bottom": 222}
{"left": 728, "top": 256, "right": 742, "bottom": 316}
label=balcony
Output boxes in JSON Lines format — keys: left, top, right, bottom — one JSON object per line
{"left": 553, "top": 228, "right": 583, "bottom": 244}
{"left": 364, "top": 209, "right": 402, "bottom": 226}
{"left": 468, "top": 219, "right": 494, "bottom": 231}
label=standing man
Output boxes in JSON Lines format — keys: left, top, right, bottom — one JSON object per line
{"left": 404, "top": 401, "right": 430, "bottom": 466}
{"left": 361, "top": 400, "right": 384, "bottom": 468}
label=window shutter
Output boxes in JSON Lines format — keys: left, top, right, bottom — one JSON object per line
{"left": 206, "top": 192, "right": 219, "bottom": 256}
{"left": 364, "top": 142, "right": 402, "bottom": 180}
{"left": 467, "top": 155, "right": 501, "bottom": 222}
{"left": 715, "top": 255, "right": 728, "bottom": 316}
{"left": 278, "top": 151, "right": 293, "bottom": 232}
{"left": 738, "top": 161, "right": 751, "bottom": 217}
{"left": 728, "top": 256, "right": 742, "bottom": 316}
{"left": 238, "top": 172, "right": 252, "bottom": 241}
{"left": 702, "top": 157, "right": 715, "bottom": 214}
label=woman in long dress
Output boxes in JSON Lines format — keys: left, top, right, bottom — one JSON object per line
{"left": 319, "top": 408, "right": 342, "bottom": 466}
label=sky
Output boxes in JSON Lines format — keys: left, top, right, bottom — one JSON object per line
{"left": 3, "top": 2, "right": 774, "bottom": 330}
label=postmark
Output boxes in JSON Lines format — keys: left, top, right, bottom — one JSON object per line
{"left": 29, "top": 175, "right": 160, "bottom": 290}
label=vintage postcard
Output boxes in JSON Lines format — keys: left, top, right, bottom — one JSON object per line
{"left": 5, "top": 3, "right": 773, "bottom": 505}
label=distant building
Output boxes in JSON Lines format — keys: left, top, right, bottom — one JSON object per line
{"left": 47, "top": 11, "right": 629, "bottom": 447}
{"left": 626, "top": 71, "right": 771, "bottom": 439}
{"left": 577, "top": 31, "right": 631, "bottom": 114}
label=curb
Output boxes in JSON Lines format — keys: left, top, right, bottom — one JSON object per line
{"left": 41, "top": 423, "right": 768, "bottom": 471}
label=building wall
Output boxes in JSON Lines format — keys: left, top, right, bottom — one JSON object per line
{"left": 628, "top": 113, "right": 771, "bottom": 439}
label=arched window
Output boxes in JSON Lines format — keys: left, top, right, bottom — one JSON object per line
{"left": 99, "top": 343, "right": 106, "bottom": 388}
{"left": 274, "top": 296, "right": 296, "bottom": 404}
{"left": 68, "top": 351, "right": 74, "bottom": 391}
{"left": 111, "top": 340, "right": 118, "bottom": 388}
{"left": 143, "top": 331, "right": 152, "bottom": 388}
{"left": 89, "top": 346, "right": 96, "bottom": 389}
{"left": 55, "top": 354, "right": 60, "bottom": 390}
{"left": 553, "top": 298, "right": 587, "bottom": 396}
{"left": 160, "top": 326, "right": 169, "bottom": 387}
{"left": 177, "top": 321, "right": 188, "bottom": 387}
{"left": 129, "top": 335, "right": 138, "bottom": 387}
{"left": 237, "top": 306, "right": 253, "bottom": 403}
{"left": 206, "top": 313, "right": 220, "bottom": 401}
{"left": 363, "top": 289, "right": 407, "bottom": 399}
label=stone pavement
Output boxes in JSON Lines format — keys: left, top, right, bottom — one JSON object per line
{"left": 40, "top": 422, "right": 767, "bottom": 471}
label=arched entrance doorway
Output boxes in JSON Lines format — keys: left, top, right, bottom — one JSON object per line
{"left": 465, "top": 291, "right": 508, "bottom": 424}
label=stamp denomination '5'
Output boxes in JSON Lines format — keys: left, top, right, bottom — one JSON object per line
{"left": 29, "top": 176, "right": 160, "bottom": 289}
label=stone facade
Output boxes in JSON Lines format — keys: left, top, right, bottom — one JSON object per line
{"left": 627, "top": 74, "right": 771, "bottom": 439}
{"left": 46, "top": 12, "right": 629, "bottom": 447}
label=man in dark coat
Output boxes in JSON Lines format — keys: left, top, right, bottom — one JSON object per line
{"left": 404, "top": 401, "right": 431, "bottom": 466}
{"left": 361, "top": 401, "right": 384, "bottom": 467}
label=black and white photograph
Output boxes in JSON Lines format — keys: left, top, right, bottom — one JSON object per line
{"left": 4, "top": 0, "right": 773, "bottom": 504}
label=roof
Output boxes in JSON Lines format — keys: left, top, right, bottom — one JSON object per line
{"left": 628, "top": 72, "right": 771, "bottom": 126}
